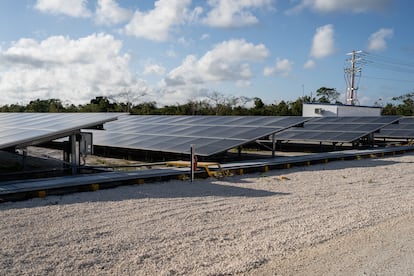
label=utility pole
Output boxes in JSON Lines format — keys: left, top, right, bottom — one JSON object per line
{"left": 344, "top": 50, "right": 362, "bottom": 105}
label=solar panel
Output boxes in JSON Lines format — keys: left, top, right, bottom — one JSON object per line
{"left": 375, "top": 117, "right": 414, "bottom": 139}
{"left": 0, "top": 113, "right": 120, "bottom": 150}
{"left": 91, "top": 115, "right": 309, "bottom": 156}
{"left": 273, "top": 116, "right": 400, "bottom": 143}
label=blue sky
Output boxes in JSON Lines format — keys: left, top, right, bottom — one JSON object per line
{"left": 0, "top": 0, "right": 413, "bottom": 107}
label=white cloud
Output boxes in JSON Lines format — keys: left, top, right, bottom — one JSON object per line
{"left": 310, "top": 24, "right": 336, "bottom": 59}
{"left": 124, "top": 0, "right": 193, "bottom": 41}
{"left": 164, "top": 39, "right": 269, "bottom": 86}
{"left": 144, "top": 64, "right": 166, "bottom": 75}
{"left": 287, "top": 0, "right": 392, "bottom": 14}
{"left": 264, "top": 58, "right": 293, "bottom": 77}
{"left": 95, "top": 0, "right": 132, "bottom": 25}
{"left": 166, "top": 49, "right": 177, "bottom": 58}
{"left": 34, "top": 0, "right": 91, "bottom": 18}
{"left": 303, "top": 59, "right": 316, "bottom": 69}
{"left": 188, "top": 6, "right": 204, "bottom": 23}
{"left": 0, "top": 34, "right": 145, "bottom": 105}
{"left": 367, "top": 28, "right": 393, "bottom": 52}
{"left": 203, "top": 0, "right": 274, "bottom": 28}
{"left": 200, "top": 34, "right": 210, "bottom": 40}
{"left": 177, "top": 37, "right": 190, "bottom": 46}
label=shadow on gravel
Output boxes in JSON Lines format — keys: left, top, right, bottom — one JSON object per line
{"left": 0, "top": 180, "right": 290, "bottom": 210}
{"left": 0, "top": 155, "right": 404, "bottom": 209}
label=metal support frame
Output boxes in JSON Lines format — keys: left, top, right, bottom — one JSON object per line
{"left": 190, "top": 144, "right": 195, "bottom": 182}
{"left": 69, "top": 133, "right": 80, "bottom": 175}
{"left": 21, "top": 148, "right": 27, "bottom": 170}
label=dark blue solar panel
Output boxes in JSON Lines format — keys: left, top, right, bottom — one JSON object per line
{"left": 0, "top": 113, "right": 120, "bottom": 149}
{"left": 91, "top": 115, "right": 310, "bottom": 156}
{"left": 375, "top": 116, "right": 414, "bottom": 139}
{"left": 273, "top": 116, "right": 400, "bottom": 143}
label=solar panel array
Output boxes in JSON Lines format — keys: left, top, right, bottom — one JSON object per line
{"left": 0, "top": 113, "right": 120, "bottom": 150}
{"left": 273, "top": 116, "right": 401, "bottom": 143}
{"left": 91, "top": 115, "right": 309, "bottom": 156}
{"left": 375, "top": 117, "right": 414, "bottom": 139}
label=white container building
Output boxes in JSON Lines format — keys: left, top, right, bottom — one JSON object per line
{"left": 302, "top": 103, "right": 382, "bottom": 117}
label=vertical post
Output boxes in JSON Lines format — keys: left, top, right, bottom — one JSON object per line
{"left": 345, "top": 50, "right": 362, "bottom": 105}
{"left": 272, "top": 133, "right": 276, "bottom": 158}
{"left": 190, "top": 144, "right": 195, "bottom": 182}
{"left": 70, "top": 134, "right": 78, "bottom": 175}
{"left": 22, "top": 148, "right": 27, "bottom": 170}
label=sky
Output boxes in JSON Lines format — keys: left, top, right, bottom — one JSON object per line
{"left": 0, "top": 0, "right": 413, "bottom": 107}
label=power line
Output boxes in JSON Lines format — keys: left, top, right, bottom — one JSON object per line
{"left": 362, "top": 51, "right": 414, "bottom": 74}
{"left": 364, "top": 52, "right": 414, "bottom": 68}
{"left": 363, "top": 75, "right": 414, "bottom": 83}
{"left": 343, "top": 51, "right": 414, "bottom": 105}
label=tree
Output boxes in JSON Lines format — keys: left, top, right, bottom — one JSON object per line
{"left": 109, "top": 89, "right": 146, "bottom": 112}
{"left": 270, "top": 101, "right": 290, "bottom": 115}
{"left": 206, "top": 91, "right": 251, "bottom": 115}
{"left": 0, "top": 104, "right": 25, "bottom": 112}
{"left": 381, "top": 103, "right": 397, "bottom": 115}
{"left": 26, "top": 99, "right": 64, "bottom": 112}
{"left": 48, "top": 99, "right": 64, "bottom": 112}
{"left": 130, "top": 101, "right": 158, "bottom": 115}
{"left": 392, "top": 92, "right": 414, "bottom": 116}
{"left": 4, "top": 93, "right": 414, "bottom": 116}
{"left": 316, "top": 87, "right": 340, "bottom": 104}
{"left": 250, "top": 97, "right": 266, "bottom": 115}
{"left": 79, "top": 96, "right": 121, "bottom": 112}
{"left": 253, "top": 97, "right": 265, "bottom": 109}
{"left": 288, "top": 97, "right": 304, "bottom": 116}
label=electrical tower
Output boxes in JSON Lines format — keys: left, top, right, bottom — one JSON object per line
{"left": 344, "top": 50, "right": 362, "bottom": 105}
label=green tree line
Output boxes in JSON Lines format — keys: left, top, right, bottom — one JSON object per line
{"left": 1, "top": 89, "right": 413, "bottom": 116}
{"left": 0, "top": 96, "right": 305, "bottom": 115}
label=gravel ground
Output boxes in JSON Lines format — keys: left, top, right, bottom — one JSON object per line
{"left": 0, "top": 152, "right": 413, "bottom": 275}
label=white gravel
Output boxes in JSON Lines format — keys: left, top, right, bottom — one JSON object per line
{"left": 1, "top": 152, "right": 413, "bottom": 275}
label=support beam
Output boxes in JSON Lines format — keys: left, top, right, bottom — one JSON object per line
{"left": 190, "top": 144, "right": 195, "bottom": 182}
{"left": 70, "top": 133, "right": 79, "bottom": 175}
{"left": 22, "top": 148, "right": 27, "bottom": 170}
